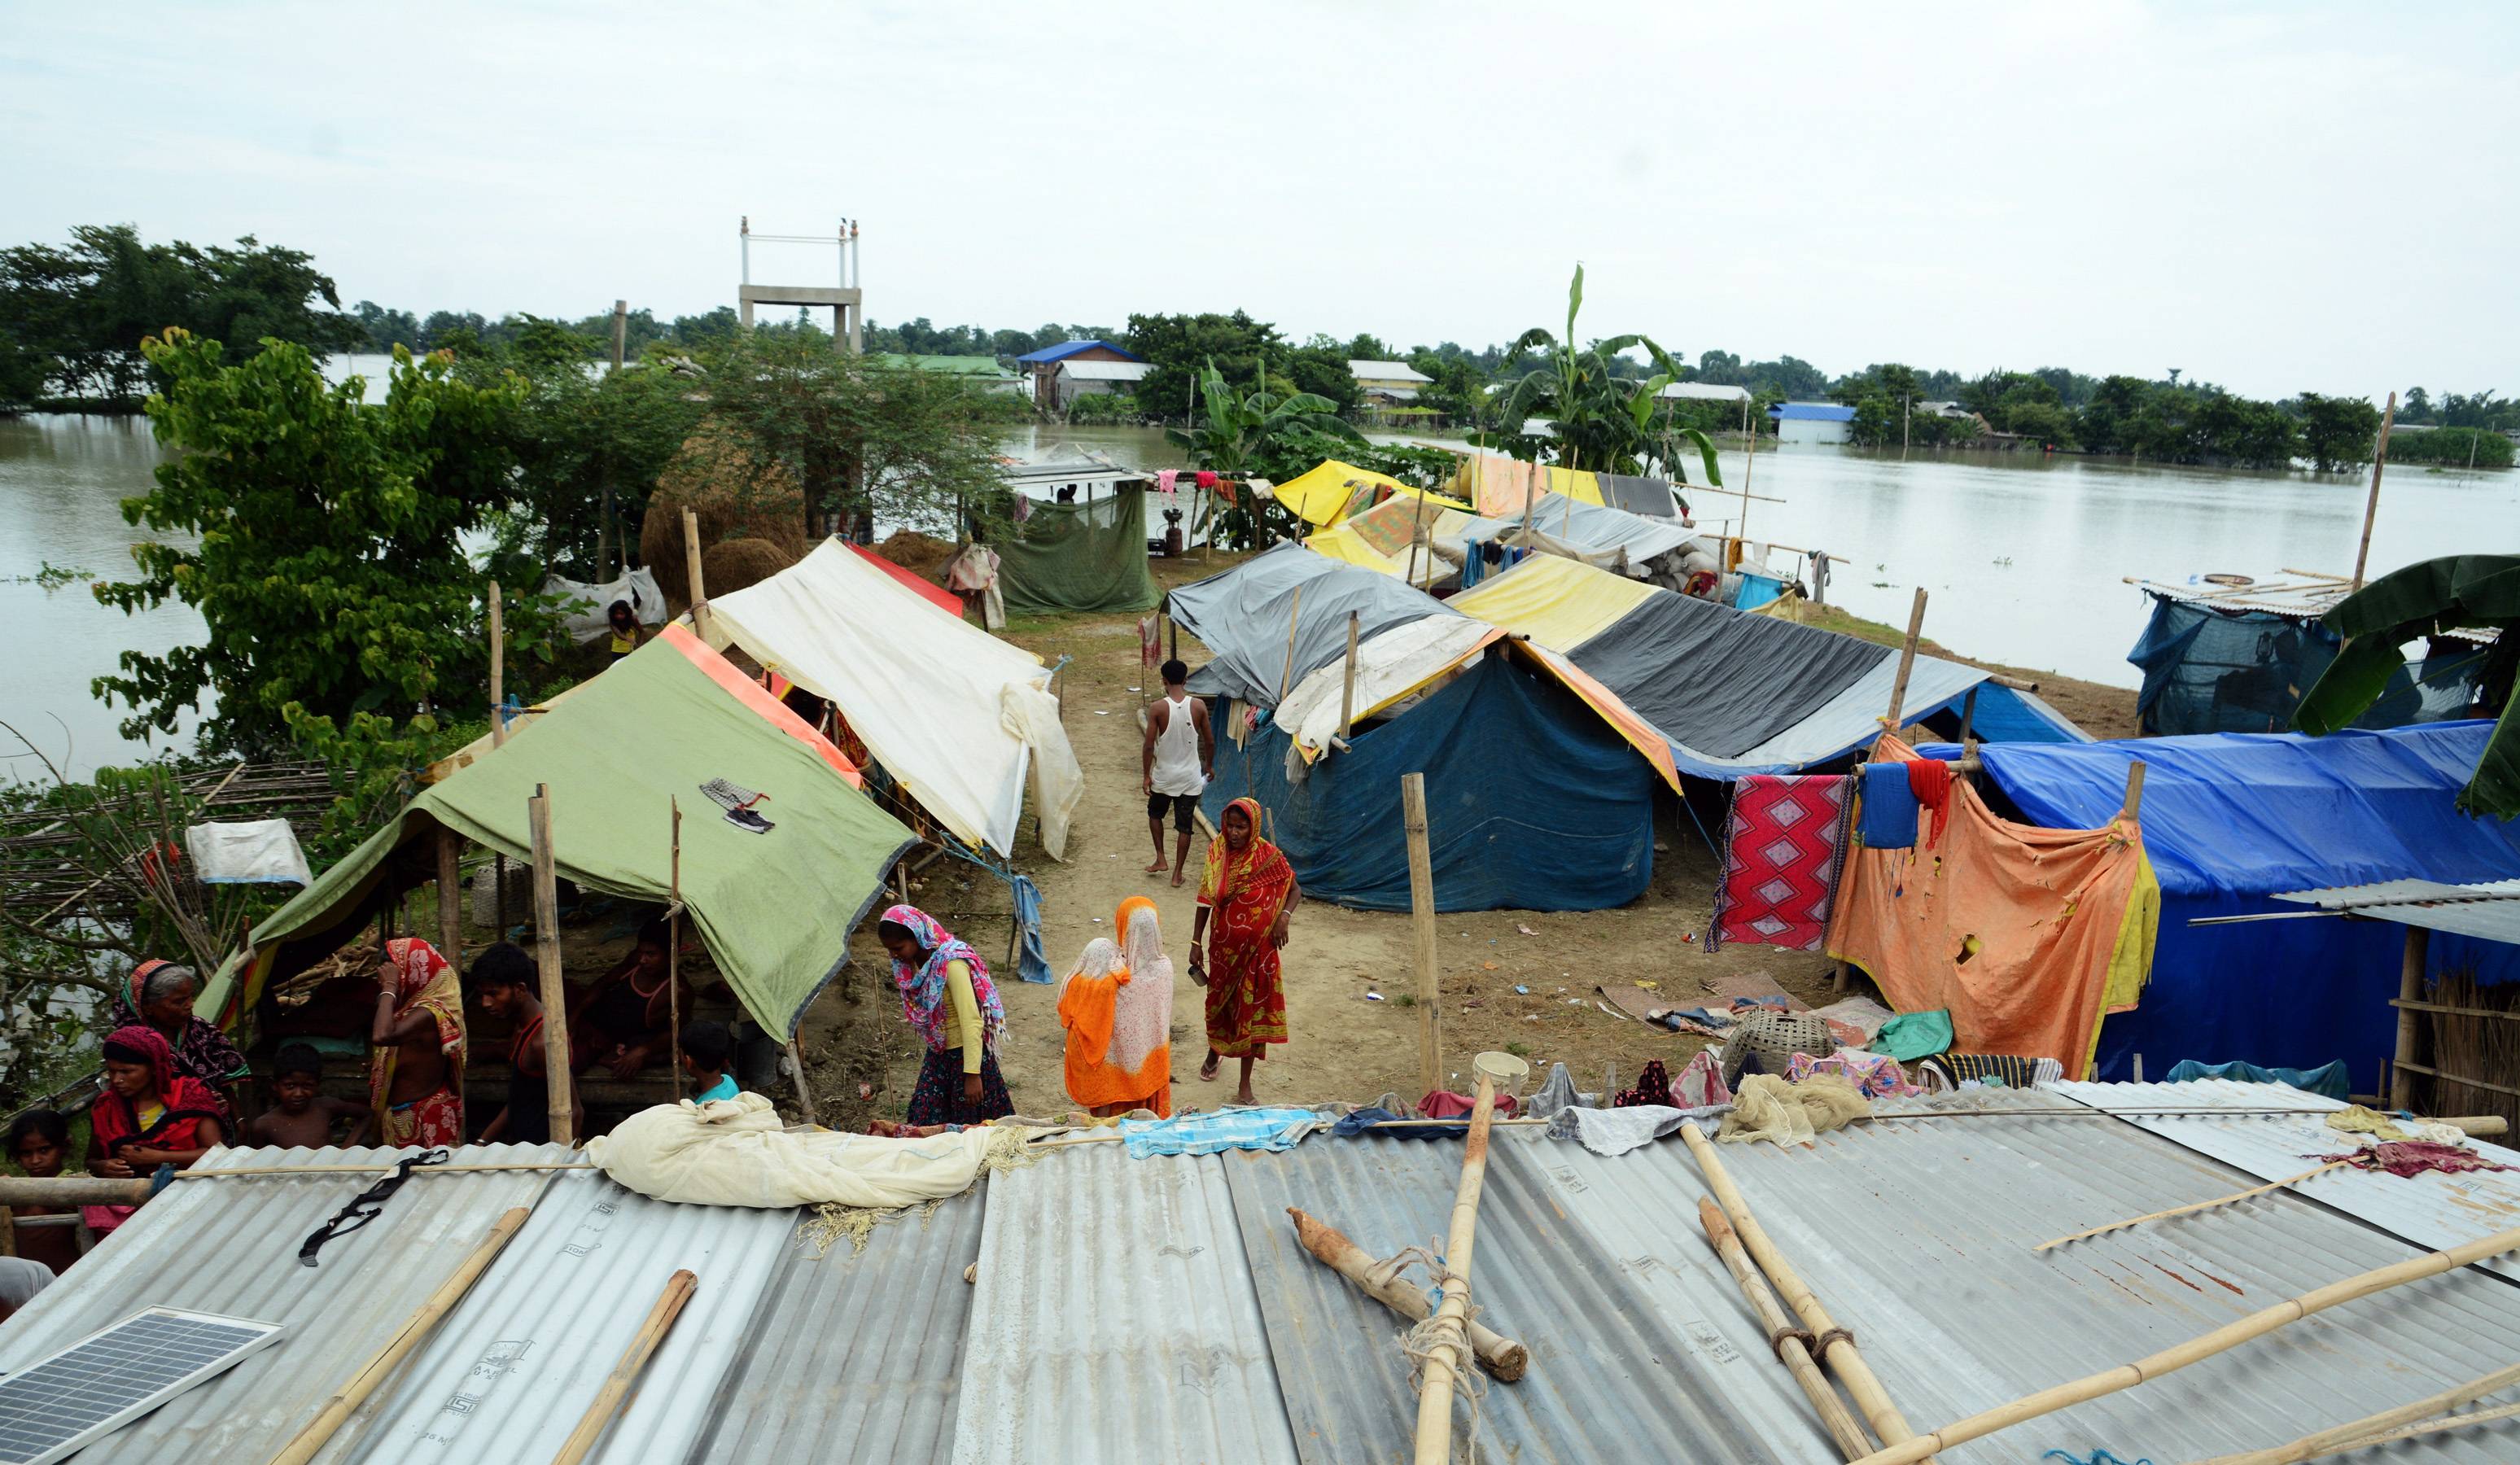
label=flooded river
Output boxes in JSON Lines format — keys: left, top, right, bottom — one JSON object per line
{"left": 7, "top": 413, "right": 2509, "bottom": 776}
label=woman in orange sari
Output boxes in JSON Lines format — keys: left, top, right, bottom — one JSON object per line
{"left": 1056, "top": 897, "right": 1177, "bottom": 1117}
{"left": 1193, "top": 798, "right": 1300, "bottom": 1105}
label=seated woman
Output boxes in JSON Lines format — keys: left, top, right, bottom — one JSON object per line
{"left": 84, "top": 1026, "right": 226, "bottom": 1233}
{"left": 368, "top": 938, "right": 467, "bottom": 1147}
{"left": 571, "top": 920, "right": 689, "bottom": 1080}
{"left": 1057, "top": 899, "right": 1176, "bottom": 1117}
{"left": 107, "top": 959, "right": 250, "bottom": 1122}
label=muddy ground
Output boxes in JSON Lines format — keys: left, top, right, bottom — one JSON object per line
{"left": 800, "top": 553, "right": 2141, "bottom": 1126}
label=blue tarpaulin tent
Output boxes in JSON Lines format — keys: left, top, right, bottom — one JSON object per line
{"left": 1936, "top": 722, "right": 2520, "bottom": 1090}
{"left": 1205, "top": 654, "right": 1656, "bottom": 912}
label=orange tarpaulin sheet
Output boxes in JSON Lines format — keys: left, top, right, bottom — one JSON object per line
{"left": 1824, "top": 736, "right": 2157, "bottom": 1078}
{"left": 847, "top": 540, "right": 965, "bottom": 617}
{"left": 661, "top": 623, "right": 864, "bottom": 787}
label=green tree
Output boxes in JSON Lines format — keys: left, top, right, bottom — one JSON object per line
{"left": 2390, "top": 426, "right": 2514, "bottom": 469}
{"left": 1125, "top": 310, "right": 1284, "bottom": 418}
{"left": 1284, "top": 337, "right": 1361, "bottom": 412}
{"left": 2296, "top": 391, "right": 2382, "bottom": 474}
{"left": 91, "top": 332, "right": 559, "bottom": 754}
{"left": 1166, "top": 359, "right": 1366, "bottom": 548}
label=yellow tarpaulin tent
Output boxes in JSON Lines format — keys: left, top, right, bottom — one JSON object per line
{"left": 1449, "top": 552, "right": 1659, "bottom": 653}
{"left": 1446, "top": 453, "right": 1605, "bottom": 518}
{"left": 1273, "top": 459, "right": 1468, "bottom": 527}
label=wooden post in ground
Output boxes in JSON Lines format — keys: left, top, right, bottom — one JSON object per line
{"left": 682, "top": 506, "right": 710, "bottom": 640}
{"left": 1957, "top": 686, "right": 1979, "bottom": 763}
{"left": 2393, "top": 925, "right": 2430, "bottom": 1110}
{"left": 2121, "top": 759, "right": 2147, "bottom": 821}
{"left": 527, "top": 784, "right": 575, "bottom": 1147}
{"left": 1275, "top": 585, "right": 1306, "bottom": 706}
{"left": 1411, "top": 1054, "right": 1523, "bottom": 1464}
{"left": 549, "top": 1270, "right": 699, "bottom": 1465}
{"left": 668, "top": 798, "right": 684, "bottom": 1102}
{"left": 2351, "top": 390, "right": 2398, "bottom": 591}
{"left": 1880, "top": 588, "right": 1928, "bottom": 733}
{"left": 435, "top": 828, "right": 462, "bottom": 970}
{"left": 1402, "top": 772, "right": 1442, "bottom": 1100}
{"left": 1339, "top": 610, "right": 1361, "bottom": 744}
{"left": 488, "top": 579, "right": 510, "bottom": 935}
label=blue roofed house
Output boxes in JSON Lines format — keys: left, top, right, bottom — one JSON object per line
{"left": 1770, "top": 400, "right": 1857, "bottom": 445}
{"left": 1015, "top": 339, "right": 1143, "bottom": 408}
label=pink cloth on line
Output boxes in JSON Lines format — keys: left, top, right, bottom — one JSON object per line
{"left": 1673, "top": 1049, "right": 1730, "bottom": 1108}
{"left": 1417, "top": 1091, "right": 1520, "bottom": 1120}
{"left": 1156, "top": 469, "right": 1180, "bottom": 494}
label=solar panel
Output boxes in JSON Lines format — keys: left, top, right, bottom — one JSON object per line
{"left": 0, "top": 1306, "right": 284, "bottom": 1465}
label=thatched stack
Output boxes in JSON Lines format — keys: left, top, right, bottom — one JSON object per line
{"left": 702, "top": 538, "right": 799, "bottom": 597}
{"left": 641, "top": 422, "right": 807, "bottom": 605}
{"left": 873, "top": 530, "right": 957, "bottom": 579}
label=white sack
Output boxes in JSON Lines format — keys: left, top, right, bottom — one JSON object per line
{"left": 586, "top": 1092, "right": 1004, "bottom": 1209}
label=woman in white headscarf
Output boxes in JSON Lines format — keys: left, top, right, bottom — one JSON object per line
{"left": 1057, "top": 897, "right": 1176, "bottom": 1117}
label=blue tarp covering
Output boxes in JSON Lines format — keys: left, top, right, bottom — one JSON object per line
{"left": 2128, "top": 593, "right": 2487, "bottom": 737}
{"left": 1945, "top": 723, "right": 2520, "bottom": 1090}
{"left": 1203, "top": 654, "right": 1655, "bottom": 912}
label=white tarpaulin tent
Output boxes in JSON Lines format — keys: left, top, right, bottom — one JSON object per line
{"left": 702, "top": 540, "right": 1083, "bottom": 859}
{"left": 543, "top": 566, "right": 667, "bottom": 643}
{"left": 1274, "top": 615, "right": 1503, "bottom": 759}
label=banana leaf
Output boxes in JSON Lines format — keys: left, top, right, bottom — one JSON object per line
{"left": 2295, "top": 554, "right": 2520, "bottom": 817}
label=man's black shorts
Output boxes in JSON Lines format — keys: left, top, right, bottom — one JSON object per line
{"left": 1148, "top": 790, "right": 1199, "bottom": 833}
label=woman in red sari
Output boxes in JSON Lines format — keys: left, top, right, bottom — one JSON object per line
{"left": 1193, "top": 797, "right": 1301, "bottom": 1106}
{"left": 83, "top": 1026, "right": 225, "bottom": 1233}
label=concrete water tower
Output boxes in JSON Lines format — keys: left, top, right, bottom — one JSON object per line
{"left": 737, "top": 216, "right": 862, "bottom": 352}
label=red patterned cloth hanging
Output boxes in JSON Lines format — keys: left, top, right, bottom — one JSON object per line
{"left": 1706, "top": 775, "right": 1856, "bottom": 953}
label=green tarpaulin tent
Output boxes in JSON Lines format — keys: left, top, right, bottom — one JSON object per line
{"left": 999, "top": 482, "right": 1162, "bottom": 614}
{"left": 207, "top": 627, "right": 916, "bottom": 1041}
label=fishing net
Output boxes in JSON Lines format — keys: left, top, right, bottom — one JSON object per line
{"left": 1718, "top": 1074, "right": 1871, "bottom": 1148}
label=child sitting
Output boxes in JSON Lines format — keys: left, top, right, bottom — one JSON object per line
{"left": 682, "top": 1021, "right": 739, "bottom": 1104}
{"left": 245, "top": 1045, "right": 370, "bottom": 1148}
{"left": 6, "top": 1111, "right": 83, "bottom": 1275}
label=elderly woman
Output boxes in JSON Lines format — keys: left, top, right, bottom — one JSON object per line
{"left": 877, "top": 904, "right": 1015, "bottom": 1126}
{"left": 1194, "top": 798, "right": 1300, "bottom": 1106}
{"left": 1057, "top": 899, "right": 1177, "bottom": 1117}
{"left": 107, "top": 959, "right": 249, "bottom": 1121}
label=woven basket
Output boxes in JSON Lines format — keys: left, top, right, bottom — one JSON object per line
{"left": 1723, "top": 1010, "right": 1836, "bottom": 1088}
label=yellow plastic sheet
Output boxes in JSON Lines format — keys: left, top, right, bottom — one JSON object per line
{"left": 1448, "top": 453, "right": 1605, "bottom": 517}
{"left": 1449, "top": 553, "right": 1659, "bottom": 653}
{"left": 1272, "top": 459, "right": 1465, "bottom": 527}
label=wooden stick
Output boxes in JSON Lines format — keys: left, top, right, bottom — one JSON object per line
{"left": 549, "top": 1269, "right": 698, "bottom": 1465}
{"left": 1880, "top": 589, "right": 1927, "bottom": 732}
{"left": 2120, "top": 759, "right": 2147, "bottom": 821}
{"left": 2033, "top": 1161, "right": 2352, "bottom": 1251}
{"left": 1412, "top": 1065, "right": 1501, "bottom": 1465}
{"left": 1682, "top": 1122, "right": 1930, "bottom": 1458}
{"left": 682, "top": 506, "right": 710, "bottom": 640}
{"left": 528, "top": 785, "right": 576, "bottom": 1147}
{"left": 436, "top": 827, "right": 463, "bottom": 972}
{"left": 1844, "top": 1222, "right": 2520, "bottom": 1465}
{"left": 1287, "top": 1207, "right": 1528, "bottom": 1382}
{"left": 2393, "top": 925, "right": 2429, "bottom": 1110}
{"left": 265, "top": 1206, "right": 532, "bottom": 1465}
{"left": 2193, "top": 1358, "right": 2520, "bottom": 1465}
{"left": 1699, "top": 1198, "right": 1877, "bottom": 1460}
{"left": 785, "top": 1043, "right": 820, "bottom": 1126}
{"left": 2351, "top": 390, "right": 2396, "bottom": 591}
{"left": 1275, "top": 584, "right": 1306, "bottom": 706}
{"left": 1339, "top": 610, "right": 1361, "bottom": 744}
{"left": 1402, "top": 772, "right": 1442, "bottom": 1100}
{"left": 488, "top": 580, "right": 505, "bottom": 748}
{"left": 669, "top": 797, "right": 685, "bottom": 1102}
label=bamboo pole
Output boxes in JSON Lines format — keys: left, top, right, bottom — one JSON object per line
{"left": 669, "top": 798, "right": 684, "bottom": 1102}
{"left": 2033, "top": 1161, "right": 2352, "bottom": 1251}
{"left": 2120, "top": 759, "right": 2147, "bottom": 820}
{"left": 265, "top": 1207, "right": 532, "bottom": 1465}
{"left": 682, "top": 506, "right": 710, "bottom": 640}
{"left": 1402, "top": 772, "right": 1442, "bottom": 1100}
{"left": 488, "top": 580, "right": 505, "bottom": 748}
{"left": 435, "top": 828, "right": 463, "bottom": 971}
{"left": 1682, "top": 1122, "right": 1929, "bottom": 1458}
{"left": 2350, "top": 390, "right": 2396, "bottom": 591}
{"left": 1411, "top": 1056, "right": 1519, "bottom": 1465}
{"left": 1699, "top": 1198, "right": 1877, "bottom": 1461}
{"left": 1287, "top": 1207, "right": 1528, "bottom": 1382}
{"left": 1880, "top": 589, "right": 1928, "bottom": 732}
{"left": 2393, "top": 925, "right": 2430, "bottom": 1110}
{"left": 1339, "top": 610, "right": 1361, "bottom": 743}
{"left": 2203, "top": 1397, "right": 2520, "bottom": 1465}
{"left": 1275, "top": 585, "right": 1306, "bottom": 706}
{"left": 549, "top": 1269, "right": 699, "bottom": 1465}
{"left": 527, "top": 785, "right": 576, "bottom": 1147}
{"left": 1844, "top": 1222, "right": 2520, "bottom": 1465}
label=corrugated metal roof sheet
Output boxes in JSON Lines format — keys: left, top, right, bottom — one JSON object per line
{"left": 1768, "top": 402, "right": 1855, "bottom": 422}
{"left": 1347, "top": 360, "right": 1432, "bottom": 382}
{"left": 2051, "top": 1078, "right": 2520, "bottom": 1285}
{"left": 685, "top": 1182, "right": 987, "bottom": 1465}
{"left": 1057, "top": 360, "right": 1153, "bottom": 382}
{"left": 329, "top": 1165, "right": 797, "bottom": 1464}
{"left": 952, "top": 1144, "right": 1298, "bottom": 1465}
{"left": 1658, "top": 381, "right": 1753, "bottom": 401}
{"left": 2129, "top": 576, "right": 2498, "bottom": 643}
{"left": 1014, "top": 339, "right": 1140, "bottom": 364}
{"left": 2274, "top": 877, "right": 2520, "bottom": 946}
{"left": 0, "top": 1144, "right": 563, "bottom": 1465}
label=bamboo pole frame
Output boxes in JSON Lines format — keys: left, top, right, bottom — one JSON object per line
{"left": 1699, "top": 1198, "right": 1876, "bottom": 1460}
{"left": 1288, "top": 1207, "right": 1527, "bottom": 1381}
{"left": 1339, "top": 610, "right": 1361, "bottom": 744}
{"left": 265, "top": 1206, "right": 532, "bottom": 1465}
{"left": 683, "top": 506, "right": 710, "bottom": 640}
{"left": 1845, "top": 1223, "right": 2520, "bottom": 1465}
{"left": 1402, "top": 772, "right": 1442, "bottom": 1100}
{"left": 1880, "top": 588, "right": 1928, "bottom": 732}
{"left": 1411, "top": 1056, "right": 1518, "bottom": 1465}
{"left": 527, "top": 785, "right": 576, "bottom": 1147}
{"left": 2394, "top": 925, "right": 2430, "bottom": 1110}
{"left": 549, "top": 1269, "right": 699, "bottom": 1465}
{"left": 2033, "top": 1161, "right": 2352, "bottom": 1252}
{"left": 435, "top": 828, "right": 463, "bottom": 971}
{"left": 669, "top": 798, "right": 685, "bottom": 1102}
{"left": 2350, "top": 390, "right": 2397, "bottom": 591}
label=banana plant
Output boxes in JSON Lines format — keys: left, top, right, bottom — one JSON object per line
{"left": 1166, "top": 358, "right": 1365, "bottom": 548}
{"left": 2294, "top": 554, "right": 2520, "bottom": 817}
{"left": 1487, "top": 264, "right": 1717, "bottom": 483}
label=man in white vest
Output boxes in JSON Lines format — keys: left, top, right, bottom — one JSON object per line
{"left": 1142, "top": 658, "right": 1215, "bottom": 888}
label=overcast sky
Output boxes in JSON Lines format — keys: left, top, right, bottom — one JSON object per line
{"left": 6, "top": 2, "right": 2513, "bottom": 400}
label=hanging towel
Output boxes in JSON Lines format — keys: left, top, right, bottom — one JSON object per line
{"left": 1194, "top": 470, "right": 1218, "bottom": 489}
{"left": 1009, "top": 872, "right": 1053, "bottom": 985}
{"left": 1858, "top": 761, "right": 1917, "bottom": 847}
{"left": 1907, "top": 757, "right": 1953, "bottom": 847}
{"left": 1707, "top": 775, "right": 1854, "bottom": 952}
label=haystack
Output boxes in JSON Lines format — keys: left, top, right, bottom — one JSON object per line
{"left": 874, "top": 530, "right": 957, "bottom": 579}
{"left": 641, "top": 421, "right": 807, "bottom": 604}
{"left": 702, "top": 537, "right": 799, "bottom": 598}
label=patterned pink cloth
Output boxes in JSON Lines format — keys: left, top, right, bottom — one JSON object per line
{"left": 1707, "top": 775, "right": 1855, "bottom": 952}
{"left": 1786, "top": 1047, "right": 1922, "bottom": 1098}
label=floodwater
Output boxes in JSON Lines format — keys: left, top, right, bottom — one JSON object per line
{"left": 6, "top": 413, "right": 2509, "bottom": 776}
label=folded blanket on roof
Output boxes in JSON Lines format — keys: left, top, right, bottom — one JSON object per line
{"left": 588, "top": 1093, "right": 1022, "bottom": 1208}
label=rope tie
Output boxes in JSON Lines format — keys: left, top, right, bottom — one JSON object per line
{"left": 1380, "top": 1243, "right": 1489, "bottom": 1460}
{"left": 1813, "top": 1326, "right": 1856, "bottom": 1355}
{"left": 1767, "top": 1324, "right": 1819, "bottom": 1363}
